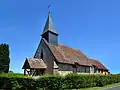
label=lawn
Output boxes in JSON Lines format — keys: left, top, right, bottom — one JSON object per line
{"left": 38, "top": 83, "right": 120, "bottom": 90}
{"left": 78, "top": 83, "right": 120, "bottom": 90}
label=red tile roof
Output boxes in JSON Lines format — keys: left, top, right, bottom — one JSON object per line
{"left": 90, "top": 59, "right": 108, "bottom": 70}
{"left": 23, "top": 58, "right": 47, "bottom": 69}
{"left": 43, "top": 38, "right": 108, "bottom": 70}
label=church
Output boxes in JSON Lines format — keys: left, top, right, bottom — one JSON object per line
{"left": 22, "top": 12, "right": 109, "bottom": 76}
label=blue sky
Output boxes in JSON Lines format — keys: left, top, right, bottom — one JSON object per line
{"left": 0, "top": 0, "right": 120, "bottom": 73}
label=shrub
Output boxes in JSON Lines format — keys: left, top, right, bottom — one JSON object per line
{"left": 37, "top": 75, "right": 63, "bottom": 89}
{"left": 0, "top": 73, "right": 120, "bottom": 89}
{"left": 0, "top": 73, "right": 37, "bottom": 90}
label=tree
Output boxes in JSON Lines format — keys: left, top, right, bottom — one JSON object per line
{"left": 0, "top": 44, "right": 10, "bottom": 73}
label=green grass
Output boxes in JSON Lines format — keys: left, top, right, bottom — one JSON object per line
{"left": 0, "top": 73, "right": 30, "bottom": 78}
{"left": 35, "top": 83, "right": 120, "bottom": 90}
{"left": 78, "top": 83, "right": 120, "bottom": 90}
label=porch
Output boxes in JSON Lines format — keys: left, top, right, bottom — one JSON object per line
{"left": 22, "top": 58, "right": 47, "bottom": 76}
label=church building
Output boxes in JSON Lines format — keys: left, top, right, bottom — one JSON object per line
{"left": 22, "top": 12, "right": 109, "bottom": 76}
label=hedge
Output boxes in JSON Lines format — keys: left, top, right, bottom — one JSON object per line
{"left": 0, "top": 73, "right": 120, "bottom": 90}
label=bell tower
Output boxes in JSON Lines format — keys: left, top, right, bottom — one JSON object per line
{"left": 41, "top": 12, "right": 58, "bottom": 46}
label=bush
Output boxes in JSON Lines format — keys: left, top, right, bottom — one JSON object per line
{"left": 0, "top": 73, "right": 120, "bottom": 89}
{"left": 0, "top": 73, "right": 37, "bottom": 90}
{"left": 37, "top": 75, "right": 63, "bottom": 89}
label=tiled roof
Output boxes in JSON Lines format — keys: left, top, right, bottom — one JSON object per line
{"left": 23, "top": 58, "right": 47, "bottom": 69}
{"left": 43, "top": 39, "right": 91, "bottom": 66}
{"left": 43, "top": 38, "right": 108, "bottom": 70}
{"left": 90, "top": 59, "right": 108, "bottom": 70}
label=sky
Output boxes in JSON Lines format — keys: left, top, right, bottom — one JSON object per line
{"left": 0, "top": 0, "right": 120, "bottom": 74}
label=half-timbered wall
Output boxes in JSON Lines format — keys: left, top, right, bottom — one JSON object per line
{"left": 76, "top": 65, "right": 90, "bottom": 73}
{"left": 57, "top": 63, "right": 91, "bottom": 75}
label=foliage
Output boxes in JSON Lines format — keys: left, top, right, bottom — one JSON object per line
{"left": 36, "top": 75, "right": 63, "bottom": 89}
{"left": 0, "top": 73, "right": 36, "bottom": 90}
{"left": 8, "top": 70, "right": 14, "bottom": 73}
{"left": 0, "top": 73, "right": 120, "bottom": 90}
{"left": 0, "top": 44, "right": 10, "bottom": 73}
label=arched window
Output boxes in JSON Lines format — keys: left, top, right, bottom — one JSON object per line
{"left": 40, "top": 50, "right": 43, "bottom": 59}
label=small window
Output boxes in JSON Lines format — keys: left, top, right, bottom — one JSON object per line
{"left": 40, "top": 50, "right": 43, "bottom": 59}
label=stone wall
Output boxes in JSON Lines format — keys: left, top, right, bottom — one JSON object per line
{"left": 58, "top": 71, "right": 73, "bottom": 76}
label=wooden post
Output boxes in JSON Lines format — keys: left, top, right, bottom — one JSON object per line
{"left": 24, "top": 69, "right": 26, "bottom": 75}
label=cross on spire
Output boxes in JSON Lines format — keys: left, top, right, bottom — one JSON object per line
{"left": 48, "top": 5, "right": 51, "bottom": 13}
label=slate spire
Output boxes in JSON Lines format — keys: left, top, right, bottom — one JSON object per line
{"left": 41, "top": 12, "right": 58, "bottom": 35}
{"left": 41, "top": 12, "right": 58, "bottom": 46}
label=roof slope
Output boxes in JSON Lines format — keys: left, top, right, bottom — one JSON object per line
{"left": 22, "top": 58, "right": 47, "bottom": 69}
{"left": 90, "top": 59, "right": 108, "bottom": 70}
{"left": 42, "top": 38, "right": 108, "bottom": 70}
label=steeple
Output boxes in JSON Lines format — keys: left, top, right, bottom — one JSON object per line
{"left": 41, "top": 12, "right": 58, "bottom": 46}
{"left": 41, "top": 12, "right": 58, "bottom": 35}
